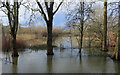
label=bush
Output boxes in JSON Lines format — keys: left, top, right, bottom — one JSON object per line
{"left": 2, "top": 39, "right": 26, "bottom": 51}
{"left": 16, "top": 40, "right": 26, "bottom": 49}
{"left": 2, "top": 39, "right": 11, "bottom": 51}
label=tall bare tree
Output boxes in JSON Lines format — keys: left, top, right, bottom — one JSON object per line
{"left": 36, "top": 0, "right": 63, "bottom": 55}
{"left": 1, "top": 0, "right": 21, "bottom": 57}
{"left": 79, "top": 2, "right": 84, "bottom": 53}
{"left": 66, "top": 1, "right": 93, "bottom": 54}
{"left": 118, "top": 1, "right": 120, "bottom": 60}
{"left": 102, "top": 1, "right": 108, "bottom": 51}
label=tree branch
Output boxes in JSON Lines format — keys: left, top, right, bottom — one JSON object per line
{"left": 1, "top": 9, "right": 7, "bottom": 15}
{"left": 0, "top": 2, "right": 5, "bottom": 8}
{"left": 53, "top": 0, "right": 63, "bottom": 15}
{"left": 50, "top": 2, "right": 54, "bottom": 11}
{"left": 36, "top": 0, "right": 48, "bottom": 22}
{"left": 31, "top": 8, "right": 41, "bottom": 13}
{"left": 44, "top": 1, "right": 49, "bottom": 13}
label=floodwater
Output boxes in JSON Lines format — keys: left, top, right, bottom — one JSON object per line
{"left": 1, "top": 37, "right": 120, "bottom": 73}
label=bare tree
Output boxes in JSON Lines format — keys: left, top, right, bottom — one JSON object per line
{"left": 0, "top": 0, "right": 22, "bottom": 57}
{"left": 66, "top": 1, "right": 93, "bottom": 54}
{"left": 35, "top": 0, "right": 63, "bottom": 55}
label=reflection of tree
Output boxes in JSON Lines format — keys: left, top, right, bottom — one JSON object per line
{"left": 113, "top": 61, "right": 119, "bottom": 75}
{"left": 47, "top": 55, "right": 53, "bottom": 73}
{"left": 3, "top": 52, "right": 11, "bottom": 64}
{"left": 102, "top": 55, "right": 106, "bottom": 73}
{"left": 79, "top": 54, "right": 82, "bottom": 73}
{"left": 69, "top": 28, "right": 73, "bottom": 49}
{"left": 12, "top": 57, "right": 18, "bottom": 73}
{"left": 79, "top": 54, "right": 82, "bottom": 64}
{"left": 118, "top": 63, "right": 120, "bottom": 75}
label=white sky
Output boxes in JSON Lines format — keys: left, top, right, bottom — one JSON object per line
{"left": 0, "top": 0, "right": 119, "bottom": 2}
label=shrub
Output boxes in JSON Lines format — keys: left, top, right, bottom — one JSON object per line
{"left": 2, "top": 39, "right": 11, "bottom": 51}
{"left": 16, "top": 40, "right": 26, "bottom": 49}
{"left": 2, "top": 39, "right": 26, "bottom": 51}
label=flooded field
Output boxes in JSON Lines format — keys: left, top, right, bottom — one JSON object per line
{"left": 1, "top": 37, "right": 120, "bottom": 73}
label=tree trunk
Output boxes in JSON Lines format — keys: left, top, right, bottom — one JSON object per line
{"left": 11, "top": 1, "right": 19, "bottom": 57}
{"left": 79, "top": 2, "right": 84, "bottom": 53}
{"left": 102, "top": 1, "right": 108, "bottom": 51}
{"left": 47, "top": 21, "right": 54, "bottom": 55}
{"left": 118, "top": 1, "right": 120, "bottom": 60}
{"left": 79, "top": 21, "right": 84, "bottom": 53}
{"left": 11, "top": 34, "right": 19, "bottom": 57}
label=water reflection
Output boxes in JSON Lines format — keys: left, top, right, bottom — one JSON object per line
{"left": 2, "top": 52, "right": 12, "bottom": 64}
{"left": 79, "top": 53, "right": 82, "bottom": 64}
{"left": 2, "top": 49, "right": 120, "bottom": 73}
{"left": 118, "top": 62, "right": 120, "bottom": 75}
{"left": 102, "top": 56, "right": 106, "bottom": 73}
{"left": 12, "top": 57, "right": 18, "bottom": 73}
{"left": 47, "top": 55, "right": 53, "bottom": 73}
{"left": 2, "top": 37, "right": 120, "bottom": 73}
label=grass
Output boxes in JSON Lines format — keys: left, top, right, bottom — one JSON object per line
{"left": 17, "top": 34, "right": 36, "bottom": 40}
{"left": 17, "top": 34, "right": 47, "bottom": 46}
{"left": 29, "top": 44, "right": 58, "bottom": 50}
